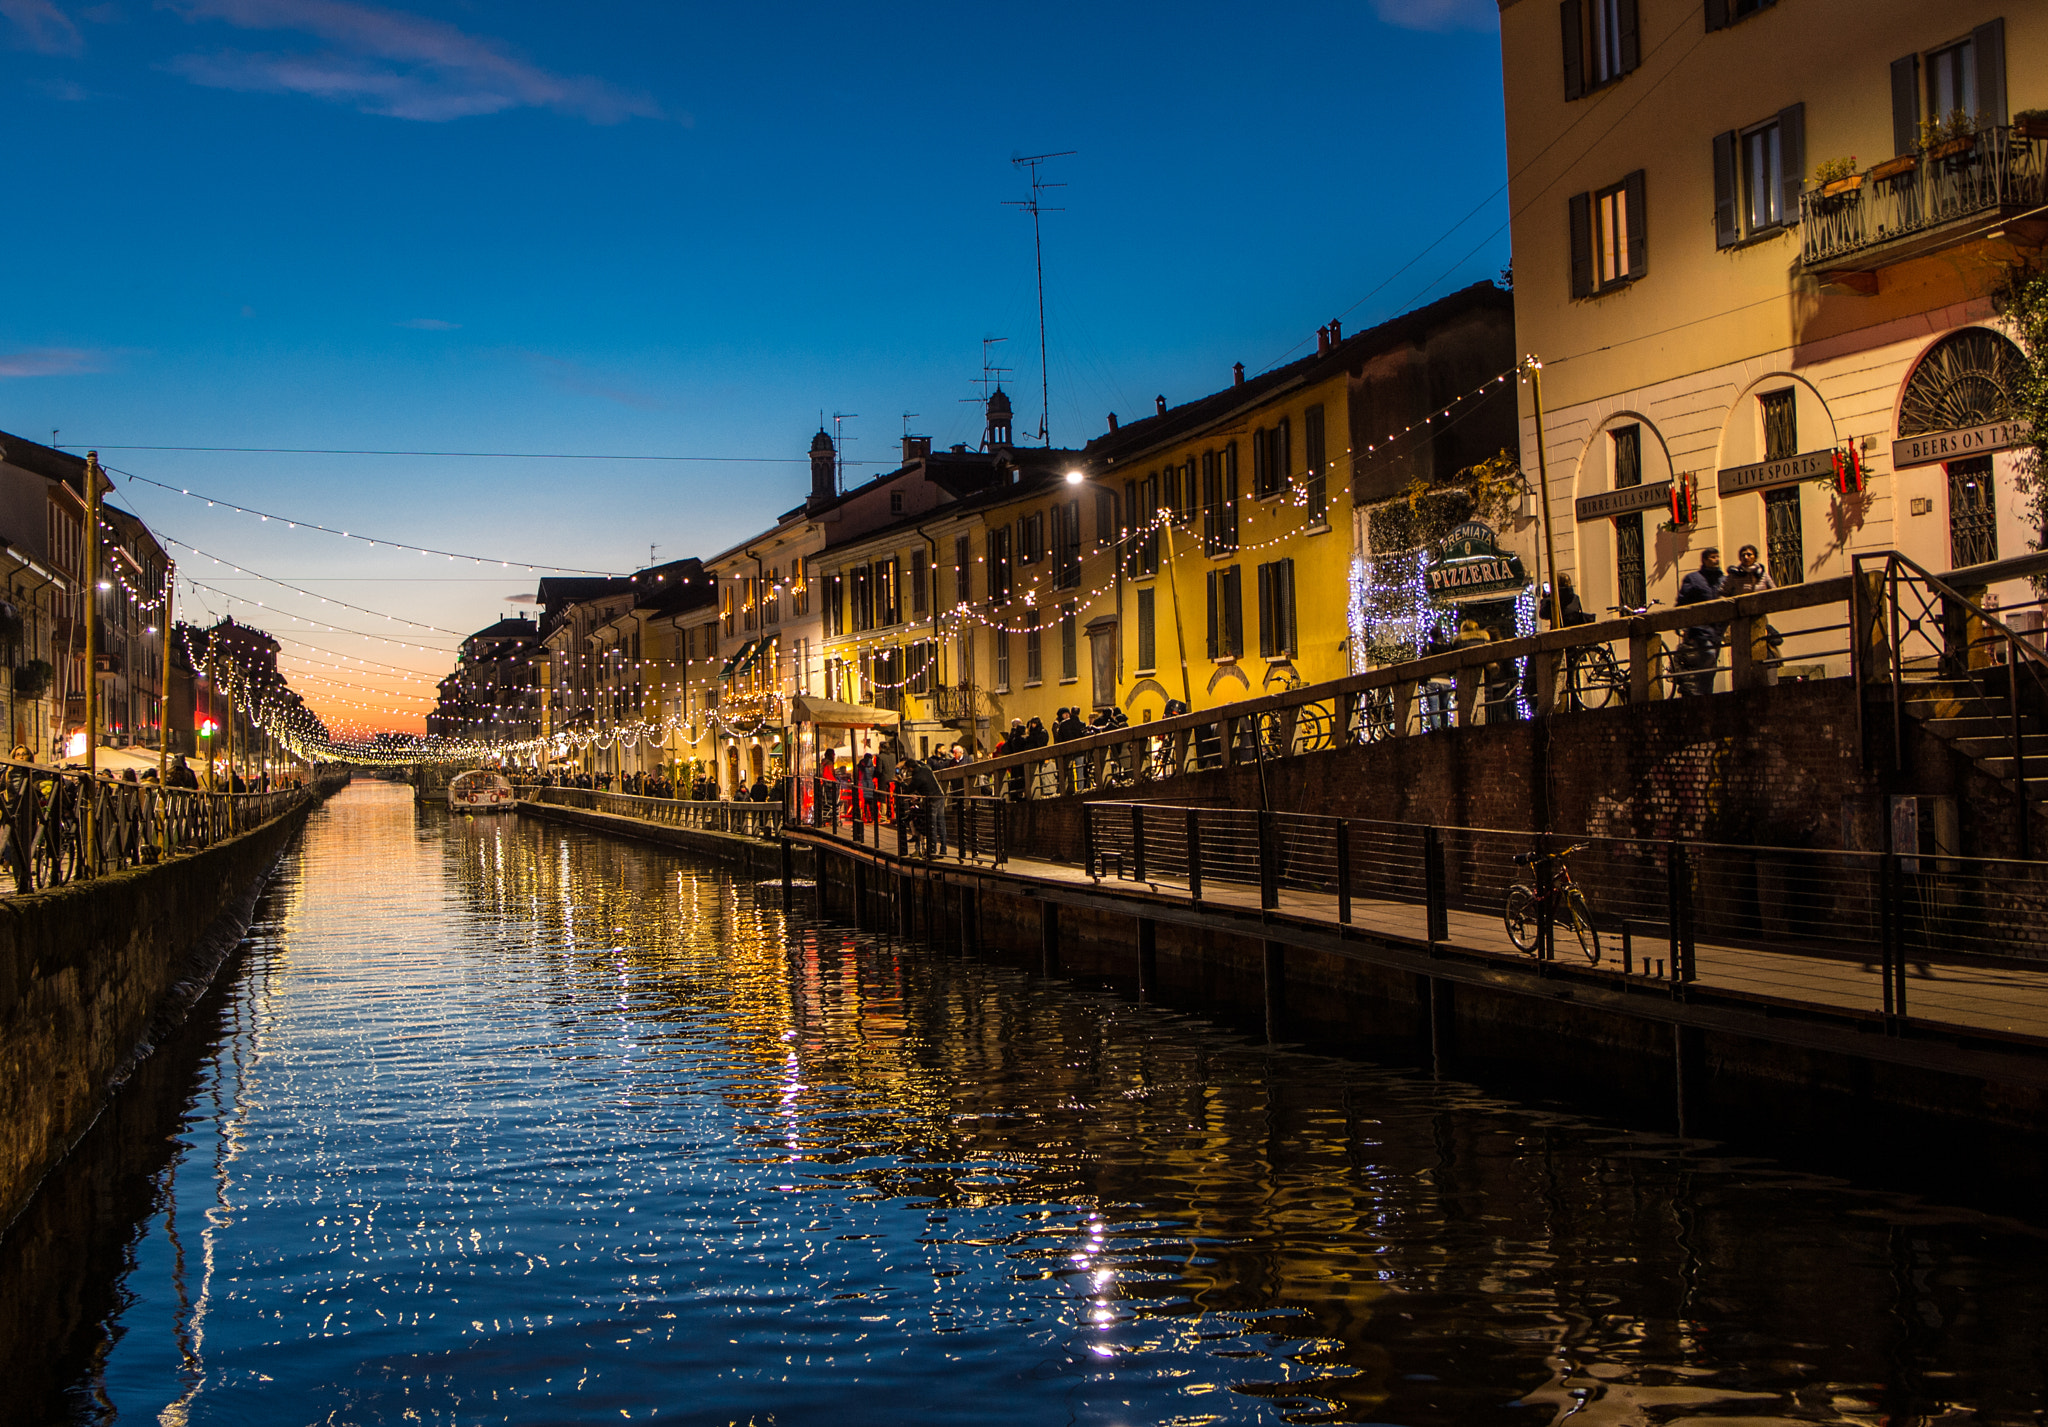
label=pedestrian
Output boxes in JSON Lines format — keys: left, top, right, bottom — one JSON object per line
{"left": 749, "top": 774, "right": 769, "bottom": 802}
{"left": 8, "top": 744, "right": 30, "bottom": 766}
{"left": 856, "top": 752, "right": 877, "bottom": 822}
{"left": 999, "top": 719, "right": 1027, "bottom": 801}
{"left": 1676, "top": 546, "right": 1726, "bottom": 696}
{"left": 899, "top": 754, "right": 945, "bottom": 857}
{"left": 169, "top": 754, "right": 199, "bottom": 788}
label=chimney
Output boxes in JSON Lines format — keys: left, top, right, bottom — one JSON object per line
{"left": 1316, "top": 325, "right": 1330, "bottom": 356}
{"left": 807, "top": 428, "right": 836, "bottom": 507}
{"left": 901, "top": 434, "right": 932, "bottom": 464}
{"left": 1107, "top": 412, "right": 1119, "bottom": 432}
{"left": 1155, "top": 395, "right": 1167, "bottom": 416}
{"left": 1329, "top": 318, "right": 1342, "bottom": 343}
{"left": 1233, "top": 362, "right": 1245, "bottom": 387}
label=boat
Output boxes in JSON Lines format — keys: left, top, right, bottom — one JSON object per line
{"left": 448, "top": 769, "right": 516, "bottom": 813}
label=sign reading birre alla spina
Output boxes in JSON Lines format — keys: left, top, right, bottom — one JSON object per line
{"left": 1892, "top": 419, "right": 2031, "bottom": 469}
{"left": 1425, "top": 521, "right": 1528, "bottom": 602}
{"left": 1574, "top": 479, "right": 1674, "bottom": 522}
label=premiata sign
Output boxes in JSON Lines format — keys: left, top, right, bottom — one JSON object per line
{"left": 1425, "top": 522, "right": 1528, "bottom": 602}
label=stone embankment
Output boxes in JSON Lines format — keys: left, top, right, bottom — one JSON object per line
{"left": 0, "top": 779, "right": 345, "bottom": 1235}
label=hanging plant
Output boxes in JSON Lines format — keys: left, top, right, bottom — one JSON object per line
{"left": 1661, "top": 473, "right": 1699, "bottom": 530}
{"left": 1995, "top": 262, "right": 2048, "bottom": 589}
{"left": 12, "top": 658, "right": 53, "bottom": 700}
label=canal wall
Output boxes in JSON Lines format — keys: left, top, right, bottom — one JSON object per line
{"left": 517, "top": 798, "right": 807, "bottom": 880}
{"left": 1007, "top": 680, "right": 2044, "bottom": 858}
{"left": 806, "top": 847, "right": 2048, "bottom": 1157}
{"left": 0, "top": 795, "right": 325, "bottom": 1237}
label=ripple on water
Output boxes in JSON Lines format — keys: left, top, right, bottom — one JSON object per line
{"left": 1, "top": 780, "right": 2044, "bottom": 1426}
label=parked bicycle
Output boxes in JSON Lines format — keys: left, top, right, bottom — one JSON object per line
{"left": 1503, "top": 844, "right": 1600, "bottom": 963}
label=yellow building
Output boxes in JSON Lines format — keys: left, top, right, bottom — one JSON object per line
{"left": 1075, "top": 284, "right": 1517, "bottom": 724}
{"left": 1502, "top": 0, "right": 2044, "bottom": 657}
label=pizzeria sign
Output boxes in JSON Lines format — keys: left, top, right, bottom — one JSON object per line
{"left": 1425, "top": 522, "right": 1529, "bottom": 602}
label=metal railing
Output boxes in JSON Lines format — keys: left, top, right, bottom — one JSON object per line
{"left": 521, "top": 784, "right": 782, "bottom": 839}
{"left": 787, "top": 776, "right": 1009, "bottom": 866}
{"left": 938, "top": 572, "right": 1861, "bottom": 800}
{"left": 1077, "top": 799, "right": 2048, "bottom": 1039}
{"left": 1801, "top": 126, "right": 2045, "bottom": 269}
{"left": 0, "top": 761, "right": 339, "bottom": 893}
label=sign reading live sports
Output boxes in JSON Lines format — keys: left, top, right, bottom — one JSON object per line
{"left": 1425, "top": 521, "right": 1528, "bottom": 602}
{"left": 1892, "top": 419, "right": 2031, "bottom": 469}
{"left": 1574, "top": 479, "right": 1674, "bottom": 522}
{"left": 1716, "top": 449, "right": 1835, "bottom": 496}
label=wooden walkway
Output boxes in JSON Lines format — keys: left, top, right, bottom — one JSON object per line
{"left": 793, "top": 823, "right": 2048, "bottom": 1058}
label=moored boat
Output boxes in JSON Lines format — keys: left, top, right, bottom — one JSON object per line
{"left": 448, "top": 769, "right": 516, "bottom": 812}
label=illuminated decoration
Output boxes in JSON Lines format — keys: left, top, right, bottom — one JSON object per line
{"left": 1831, "top": 445, "right": 1866, "bottom": 496}
{"left": 1667, "top": 473, "right": 1699, "bottom": 528}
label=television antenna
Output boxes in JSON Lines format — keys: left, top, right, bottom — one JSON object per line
{"left": 1004, "top": 151, "right": 1073, "bottom": 447}
{"left": 831, "top": 411, "right": 859, "bottom": 493}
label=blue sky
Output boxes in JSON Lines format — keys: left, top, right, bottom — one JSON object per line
{"left": 2, "top": 0, "right": 1509, "bottom": 732}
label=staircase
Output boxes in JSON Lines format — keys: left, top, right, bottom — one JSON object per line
{"left": 1901, "top": 682, "right": 2048, "bottom": 808}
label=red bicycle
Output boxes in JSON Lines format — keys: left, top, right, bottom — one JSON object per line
{"left": 1503, "top": 844, "right": 1600, "bottom": 963}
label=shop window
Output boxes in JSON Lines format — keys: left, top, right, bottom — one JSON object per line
{"left": 1948, "top": 457, "right": 1998, "bottom": 569}
{"left": 1765, "top": 487, "right": 1804, "bottom": 588}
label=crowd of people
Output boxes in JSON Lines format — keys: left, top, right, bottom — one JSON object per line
{"left": 4, "top": 743, "right": 294, "bottom": 793}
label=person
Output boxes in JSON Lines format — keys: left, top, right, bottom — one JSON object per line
{"left": 999, "top": 719, "right": 1027, "bottom": 801}
{"left": 1719, "top": 543, "right": 1772, "bottom": 597}
{"left": 1676, "top": 547, "right": 1726, "bottom": 696}
{"left": 817, "top": 749, "right": 839, "bottom": 825}
{"left": 8, "top": 744, "right": 30, "bottom": 765}
{"left": 856, "top": 752, "right": 878, "bottom": 822}
{"left": 168, "top": 754, "right": 199, "bottom": 788}
{"left": 1546, "top": 574, "right": 1592, "bottom": 627}
{"left": 899, "top": 754, "right": 945, "bottom": 857}
{"left": 1052, "top": 706, "right": 1085, "bottom": 792}
{"left": 749, "top": 774, "right": 769, "bottom": 802}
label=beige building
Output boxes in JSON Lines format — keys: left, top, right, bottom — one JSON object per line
{"left": 1503, "top": 0, "right": 2042, "bottom": 659}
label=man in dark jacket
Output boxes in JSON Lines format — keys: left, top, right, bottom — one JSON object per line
{"left": 899, "top": 756, "right": 946, "bottom": 856}
{"left": 1675, "top": 547, "right": 1725, "bottom": 696}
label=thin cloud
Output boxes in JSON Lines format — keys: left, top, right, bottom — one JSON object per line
{"left": 397, "top": 316, "right": 459, "bottom": 330}
{"left": 1, "top": 0, "right": 84, "bottom": 54}
{"left": 1371, "top": 0, "right": 1497, "bottom": 32}
{"left": 526, "top": 353, "right": 663, "bottom": 412}
{"left": 164, "top": 0, "right": 659, "bottom": 123}
{"left": 0, "top": 347, "right": 105, "bottom": 378}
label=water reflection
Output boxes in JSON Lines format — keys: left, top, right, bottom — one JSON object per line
{"left": 2, "top": 780, "right": 2044, "bottom": 1425}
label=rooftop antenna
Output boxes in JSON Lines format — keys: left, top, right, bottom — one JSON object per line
{"left": 831, "top": 411, "right": 858, "bottom": 493}
{"left": 1005, "top": 150, "right": 1073, "bottom": 447}
{"left": 648, "top": 542, "right": 659, "bottom": 566}
{"left": 963, "top": 336, "right": 1013, "bottom": 410}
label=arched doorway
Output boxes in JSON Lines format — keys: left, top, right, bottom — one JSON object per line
{"left": 1897, "top": 328, "right": 2027, "bottom": 570}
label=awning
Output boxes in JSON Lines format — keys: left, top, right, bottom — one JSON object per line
{"left": 718, "top": 638, "right": 758, "bottom": 677}
{"left": 789, "top": 695, "right": 900, "bottom": 728}
{"left": 734, "top": 639, "right": 771, "bottom": 677}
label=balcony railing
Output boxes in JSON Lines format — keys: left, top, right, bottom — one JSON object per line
{"left": 1801, "top": 126, "right": 2045, "bottom": 271}
{"left": 930, "top": 683, "right": 988, "bottom": 723}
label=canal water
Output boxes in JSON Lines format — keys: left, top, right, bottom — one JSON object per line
{"left": 3, "top": 779, "right": 2045, "bottom": 1425}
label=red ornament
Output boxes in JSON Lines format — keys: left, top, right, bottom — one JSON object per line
{"left": 1669, "top": 476, "right": 1698, "bottom": 527}
{"left": 1832, "top": 446, "right": 1865, "bottom": 495}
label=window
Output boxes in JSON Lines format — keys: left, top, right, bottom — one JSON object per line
{"left": 1893, "top": 25, "right": 2004, "bottom": 158}
{"left": 1257, "top": 558, "right": 1297, "bottom": 659}
{"left": 1705, "top": 0, "right": 1779, "bottom": 33}
{"left": 1159, "top": 465, "right": 1179, "bottom": 523}
{"left": 1096, "top": 490, "right": 1115, "bottom": 544}
{"left": 1712, "top": 105, "right": 1802, "bottom": 247}
{"left": 1568, "top": 170, "right": 1645, "bottom": 296}
{"left": 793, "top": 637, "right": 809, "bottom": 694}
{"left": 1202, "top": 447, "right": 1240, "bottom": 555}
{"left": 910, "top": 549, "right": 928, "bottom": 618}
{"left": 822, "top": 572, "right": 844, "bottom": 636}
{"left": 1180, "top": 458, "right": 1200, "bottom": 523}
{"left": 1949, "top": 457, "right": 1999, "bottom": 569}
{"left": 1019, "top": 511, "right": 1045, "bottom": 563}
{"left": 989, "top": 526, "right": 1013, "bottom": 603}
{"left": 1025, "top": 610, "right": 1043, "bottom": 683}
{"left": 953, "top": 535, "right": 972, "bottom": 607}
{"left": 875, "top": 556, "right": 900, "bottom": 626}
{"left": 1056, "top": 499, "right": 1081, "bottom": 589}
{"left": 890, "top": 489, "right": 904, "bottom": 515}
{"left": 1759, "top": 388, "right": 1796, "bottom": 461}
{"left": 1205, "top": 565, "right": 1243, "bottom": 660}
{"left": 764, "top": 570, "right": 780, "bottom": 626}
{"left": 994, "top": 627, "right": 1011, "bottom": 691}
{"left": 1763, "top": 487, "right": 1804, "bottom": 588}
{"left": 907, "top": 639, "right": 934, "bottom": 696}
{"left": 1138, "top": 473, "right": 1160, "bottom": 573}
{"left": 1612, "top": 424, "right": 1646, "bottom": 611}
{"left": 1561, "top": 0, "right": 1638, "bottom": 101}
{"left": 1304, "top": 405, "right": 1327, "bottom": 526}
{"left": 1136, "top": 587, "right": 1157, "bottom": 671}
{"left": 1060, "top": 603, "right": 1078, "bottom": 681}
{"left": 791, "top": 557, "right": 809, "bottom": 615}
{"left": 721, "top": 584, "right": 735, "bottom": 636}
{"left": 850, "top": 565, "right": 873, "bottom": 632}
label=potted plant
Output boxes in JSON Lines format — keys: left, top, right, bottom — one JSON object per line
{"left": 1814, "top": 156, "right": 1861, "bottom": 198}
{"left": 2016, "top": 108, "right": 2048, "bottom": 142}
{"left": 1922, "top": 109, "right": 1980, "bottom": 163}
{"left": 1871, "top": 153, "right": 1919, "bottom": 183}
{"left": 12, "top": 659, "right": 52, "bottom": 700}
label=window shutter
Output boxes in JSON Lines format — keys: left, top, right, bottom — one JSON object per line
{"left": 1890, "top": 55, "right": 1920, "bottom": 156}
{"left": 1257, "top": 563, "right": 1275, "bottom": 659}
{"left": 1973, "top": 19, "right": 2007, "bottom": 125}
{"left": 1225, "top": 567, "right": 1243, "bottom": 659}
{"left": 1623, "top": 168, "right": 1647, "bottom": 277}
{"left": 1275, "top": 419, "right": 1291, "bottom": 487}
{"left": 1712, "top": 131, "right": 1739, "bottom": 248}
{"left": 1567, "top": 191, "right": 1593, "bottom": 297}
{"left": 1280, "top": 559, "right": 1296, "bottom": 655}
{"left": 1252, "top": 428, "right": 1267, "bottom": 494}
{"left": 1776, "top": 103, "right": 1804, "bottom": 227}
{"left": 1560, "top": 0, "right": 1584, "bottom": 100}
{"left": 1703, "top": 0, "right": 1727, "bottom": 32}
{"left": 1224, "top": 444, "right": 1239, "bottom": 549}
{"left": 1205, "top": 571, "right": 1219, "bottom": 660}
{"left": 1617, "top": 0, "right": 1639, "bottom": 74}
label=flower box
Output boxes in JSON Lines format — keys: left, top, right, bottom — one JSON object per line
{"left": 1929, "top": 134, "right": 1978, "bottom": 163}
{"left": 1821, "top": 174, "right": 1864, "bottom": 198}
{"left": 2017, "top": 115, "right": 2048, "bottom": 141}
{"left": 1870, "top": 154, "right": 1918, "bottom": 182}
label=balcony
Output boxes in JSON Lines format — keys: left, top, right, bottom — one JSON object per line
{"left": 1801, "top": 126, "right": 2047, "bottom": 287}
{"left": 931, "top": 683, "right": 991, "bottom": 725}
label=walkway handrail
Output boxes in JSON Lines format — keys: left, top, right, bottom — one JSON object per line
{"left": 0, "top": 762, "right": 340, "bottom": 893}
{"left": 522, "top": 784, "right": 781, "bottom": 839}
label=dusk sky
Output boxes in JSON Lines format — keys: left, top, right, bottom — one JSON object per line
{"left": 4, "top": 0, "right": 1511, "bottom": 733}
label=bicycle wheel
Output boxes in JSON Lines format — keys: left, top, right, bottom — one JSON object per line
{"left": 1503, "top": 883, "right": 1540, "bottom": 952}
{"left": 1574, "top": 649, "right": 1624, "bottom": 710}
{"left": 1563, "top": 887, "right": 1601, "bottom": 964}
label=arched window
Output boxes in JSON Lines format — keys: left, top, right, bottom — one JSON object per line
{"left": 1899, "top": 328, "right": 2024, "bottom": 436}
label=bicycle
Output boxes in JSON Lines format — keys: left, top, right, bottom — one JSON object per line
{"left": 1503, "top": 844, "right": 1600, "bottom": 963}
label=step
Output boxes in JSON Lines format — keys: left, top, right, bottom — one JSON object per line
{"left": 1919, "top": 716, "right": 2048, "bottom": 743}
{"left": 1954, "top": 733, "right": 2048, "bottom": 760}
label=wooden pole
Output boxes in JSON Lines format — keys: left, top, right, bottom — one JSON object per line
{"left": 82, "top": 452, "right": 103, "bottom": 871}
{"left": 1525, "top": 357, "right": 1566, "bottom": 635}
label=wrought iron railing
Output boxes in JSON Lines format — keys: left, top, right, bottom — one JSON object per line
{"left": 522, "top": 784, "right": 781, "bottom": 839}
{"left": 0, "top": 762, "right": 341, "bottom": 893}
{"left": 1801, "top": 126, "right": 2045, "bottom": 268}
